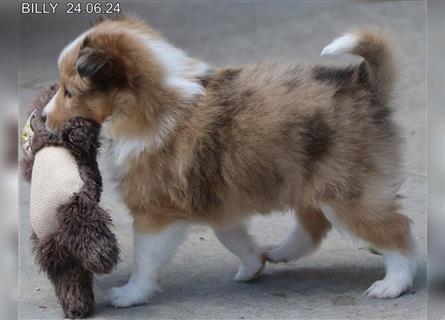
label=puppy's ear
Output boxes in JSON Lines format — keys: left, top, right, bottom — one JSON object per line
{"left": 76, "top": 37, "right": 124, "bottom": 90}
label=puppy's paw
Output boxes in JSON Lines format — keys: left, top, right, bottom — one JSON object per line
{"left": 108, "top": 283, "right": 155, "bottom": 308}
{"left": 365, "top": 276, "right": 413, "bottom": 299}
{"left": 233, "top": 256, "right": 265, "bottom": 282}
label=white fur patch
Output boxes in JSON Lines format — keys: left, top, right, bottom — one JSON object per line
{"left": 108, "top": 222, "right": 187, "bottom": 308}
{"left": 100, "top": 132, "right": 146, "bottom": 181}
{"left": 58, "top": 30, "right": 90, "bottom": 66}
{"left": 101, "top": 112, "right": 178, "bottom": 179}
{"left": 131, "top": 30, "right": 210, "bottom": 100}
{"left": 110, "top": 137, "right": 148, "bottom": 168}
{"left": 321, "top": 33, "right": 360, "bottom": 56}
{"left": 103, "top": 136, "right": 147, "bottom": 182}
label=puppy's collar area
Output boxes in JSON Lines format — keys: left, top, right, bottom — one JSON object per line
{"left": 100, "top": 110, "right": 179, "bottom": 174}
{"left": 196, "top": 68, "right": 214, "bottom": 89}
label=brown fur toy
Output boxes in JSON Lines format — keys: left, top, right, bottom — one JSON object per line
{"left": 21, "top": 84, "right": 120, "bottom": 318}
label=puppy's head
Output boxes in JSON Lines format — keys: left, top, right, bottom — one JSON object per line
{"left": 43, "top": 17, "right": 169, "bottom": 137}
{"left": 44, "top": 36, "right": 121, "bottom": 128}
{"left": 44, "top": 16, "right": 209, "bottom": 138}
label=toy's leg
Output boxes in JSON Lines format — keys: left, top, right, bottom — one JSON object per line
{"left": 31, "top": 234, "right": 95, "bottom": 318}
{"left": 108, "top": 222, "right": 187, "bottom": 308}
{"left": 51, "top": 265, "right": 95, "bottom": 318}
{"left": 213, "top": 222, "right": 265, "bottom": 282}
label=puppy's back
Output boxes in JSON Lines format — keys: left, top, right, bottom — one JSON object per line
{"left": 182, "top": 28, "right": 400, "bottom": 214}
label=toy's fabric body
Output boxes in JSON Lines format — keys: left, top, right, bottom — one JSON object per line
{"left": 30, "top": 147, "right": 84, "bottom": 238}
{"left": 21, "top": 85, "right": 119, "bottom": 318}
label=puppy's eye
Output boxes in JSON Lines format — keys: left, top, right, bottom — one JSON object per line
{"left": 64, "top": 89, "right": 73, "bottom": 98}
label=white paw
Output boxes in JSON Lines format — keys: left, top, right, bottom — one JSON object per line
{"left": 108, "top": 283, "right": 155, "bottom": 308}
{"left": 365, "top": 276, "right": 412, "bottom": 299}
{"left": 233, "top": 257, "right": 265, "bottom": 282}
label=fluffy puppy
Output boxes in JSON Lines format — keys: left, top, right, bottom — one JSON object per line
{"left": 42, "top": 15, "right": 417, "bottom": 307}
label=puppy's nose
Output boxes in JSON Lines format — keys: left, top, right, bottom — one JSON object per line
{"left": 41, "top": 113, "right": 47, "bottom": 122}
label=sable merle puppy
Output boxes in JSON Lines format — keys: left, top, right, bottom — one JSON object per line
{"left": 42, "top": 16, "right": 417, "bottom": 307}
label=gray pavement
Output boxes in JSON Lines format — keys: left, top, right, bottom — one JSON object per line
{"left": 19, "top": 2, "right": 427, "bottom": 319}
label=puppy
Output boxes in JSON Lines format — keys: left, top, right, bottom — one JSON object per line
{"left": 43, "top": 16, "right": 417, "bottom": 307}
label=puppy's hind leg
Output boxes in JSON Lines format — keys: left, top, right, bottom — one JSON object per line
{"left": 265, "top": 207, "right": 331, "bottom": 263}
{"left": 320, "top": 200, "right": 417, "bottom": 299}
{"left": 213, "top": 222, "right": 265, "bottom": 282}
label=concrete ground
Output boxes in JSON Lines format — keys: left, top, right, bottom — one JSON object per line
{"left": 19, "top": 1, "right": 427, "bottom": 319}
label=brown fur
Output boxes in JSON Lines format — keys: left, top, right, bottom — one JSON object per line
{"left": 31, "top": 233, "right": 95, "bottom": 319}
{"left": 47, "top": 16, "right": 412, "bottom": 254}
{"left": 296, "top": 207, "right": 332, "bottom": 245}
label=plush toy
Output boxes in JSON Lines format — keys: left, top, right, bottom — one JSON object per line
{"left": 21, "top": 85, "right": 120, "bottom": 318}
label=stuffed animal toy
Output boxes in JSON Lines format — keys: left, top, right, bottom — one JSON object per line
{"left": 21, "top": 84, "right": 120, "bottom": 318}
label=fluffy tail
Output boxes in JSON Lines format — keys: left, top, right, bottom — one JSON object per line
{"left": 321, "top": 28, "right": 397, "bottom": 105}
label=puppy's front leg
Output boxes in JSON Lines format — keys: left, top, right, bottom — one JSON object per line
{"left": 108, "top": 222, "right": 187, "bottom": 308}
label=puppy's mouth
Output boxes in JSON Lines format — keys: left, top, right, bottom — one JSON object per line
{"left": 44, "top": 117, "right": 60, "bottom": 133}
{"left": 45, "top": 124, "right": 56, "bottom": 133}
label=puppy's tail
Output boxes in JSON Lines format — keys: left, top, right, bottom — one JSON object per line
{"left": 321, "top": 28, "right": 397, "bottom": 105}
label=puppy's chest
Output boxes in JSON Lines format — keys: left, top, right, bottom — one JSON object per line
{"left": 102, "top": 138, "right": 176, "bottom": 209}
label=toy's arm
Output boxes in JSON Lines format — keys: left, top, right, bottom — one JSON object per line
{"left": 55, "top": 200, "right": 120, "bottom": 274}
